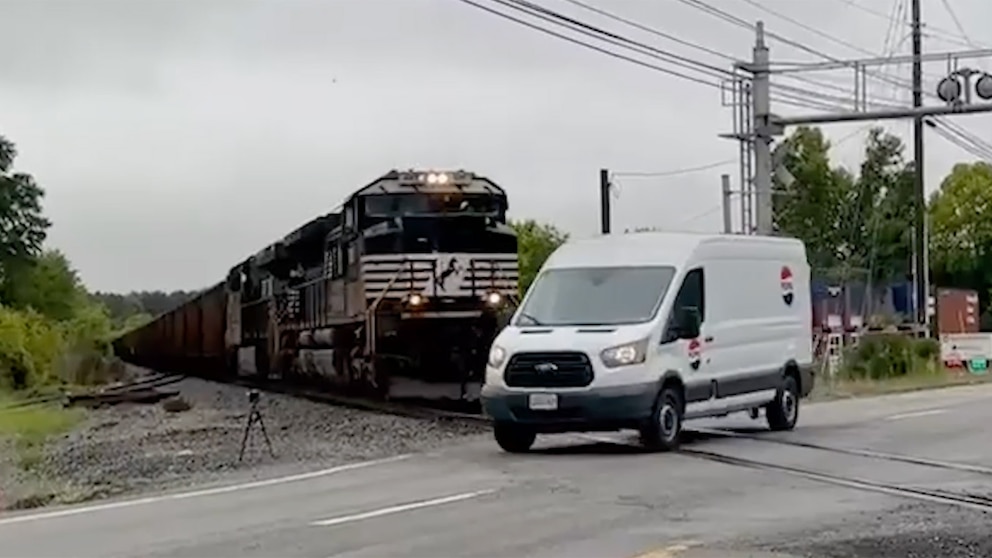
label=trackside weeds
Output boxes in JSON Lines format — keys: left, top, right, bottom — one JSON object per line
{"left": 0, "top": 372, "right": 487, "bottom": 510}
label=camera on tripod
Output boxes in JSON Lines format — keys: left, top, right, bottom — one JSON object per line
{"left": 239, "top": 388, "right": 274, "bottom": 462}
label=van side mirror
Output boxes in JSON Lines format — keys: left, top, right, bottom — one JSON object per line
{"left": 676, "top": 307, "right": 701, "bottom": 340}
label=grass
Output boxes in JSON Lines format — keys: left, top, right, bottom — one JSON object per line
{"left": 810, "top": 366, "right": 992, "bottom": 401}
{"left": 0, "top": 396, "right": 84, "bottom": 471}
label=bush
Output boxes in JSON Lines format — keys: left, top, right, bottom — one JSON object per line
{"left": 841, "top": 333, "right": 939, "bottom": 381}
{"left": 913, "top": 337, "right": 940, "bottom": 361}
{"left": 0, "top": 306, "right": 65, "bottom": 390}
{"left": 0, "top": 299, "right": 117, "bottom": 392}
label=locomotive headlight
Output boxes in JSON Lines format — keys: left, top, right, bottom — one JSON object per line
{"left": 484, "top": 291, "right": 502, "bottom": 306}
{"left": 425, "top": 172, "right": 450, "bottom": 184}
{"left": 488, "top": 345, "right": 507, "bottom": 368}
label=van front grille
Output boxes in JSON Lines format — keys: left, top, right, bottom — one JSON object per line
{"left": 504, "top": 352, "right": 594, "bottom": 388}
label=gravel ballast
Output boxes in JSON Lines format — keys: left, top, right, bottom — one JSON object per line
{"left": 1, "top": 376, "right": 487, "bottom": 509}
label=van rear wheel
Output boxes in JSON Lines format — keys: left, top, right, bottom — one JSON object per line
{"left": 493, "top": 422, "right": 536, "bottom": 453}
{"left": 639, "top": 386, "right": 683, "bottom": 451}
{"left": 766, "top": 375, "right": 800, "bottom": 431}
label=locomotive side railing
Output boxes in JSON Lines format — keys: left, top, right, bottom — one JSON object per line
{"left": 364, "top": 264, "right": 407, "bottom": 356}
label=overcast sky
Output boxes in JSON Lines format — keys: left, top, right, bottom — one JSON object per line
{"left": 1, "top": 0, "right": 988, "bottom": 292}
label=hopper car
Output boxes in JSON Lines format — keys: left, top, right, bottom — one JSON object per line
{"left": 114, "top": 169, "right": 520, "bottom": 402}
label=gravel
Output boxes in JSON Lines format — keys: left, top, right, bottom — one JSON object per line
{"left": 1, "top": 375, "right": 488, "bottom": 509}
{"left": 749, "top": 502, "right": 992, "bottom": 557}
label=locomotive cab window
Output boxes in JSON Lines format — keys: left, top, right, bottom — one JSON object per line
{"left": 344, "top": 204, "right": 354, "bottom": 230}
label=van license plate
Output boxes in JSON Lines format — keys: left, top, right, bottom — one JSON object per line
{"left": 528, "top": 393, "right": 558, "bottom": 411}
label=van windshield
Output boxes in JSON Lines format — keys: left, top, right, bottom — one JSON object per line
{"left": 515, "top": 266, "right": 677, "bottom": 326}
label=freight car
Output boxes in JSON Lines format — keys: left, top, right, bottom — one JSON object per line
{"left": 116, "top": 169, "right": 520, "bottom": 403}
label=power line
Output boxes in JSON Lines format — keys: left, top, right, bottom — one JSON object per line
{"left": 937, "top": 0, "right": 973, "bottom": 48}
{"left": 551, "top": 0, "right": 911, "bottom": 110}
{"left": 558, "top": 0, "right": 738, "bottom": 62}
{"left": 453, "top": 0, "right": 724, "bottom": 88}
{"left": 839, "top": 0, "right": 989, "bottom": 49}
{"left": 879, "top": 0, "right": 906, "bottom": 57}
{"left": 928, "top": 118, "right": 992, "bottom": 160}
{"left": 760, "top": 0, "right": 990, "bottom": 155}
{"left": 736, "top": 0, "right": 877, "bottom": 57}
{"left": 676, "top": 0, "right": 853, "bottom": 61}
{"left": 678, "top": 0, "right": 941, "bottom": 98}
{"left": 612, "top": 159, "right": 736, "bottom": 178}
{"left": 921, "top": 0, "right": 990, "bottom": 163}
{"left": 526, "top": 0, "right": 915, "bottom": 112}
{"left": 494, "top": 0, "right": 735, "bottom": 79}
{"left": 947, "top": 122, "right": 992, "bottom": 157}
{"left": 930, "top": 125, "right": 992, "bottom": 161}
{"left": 456, "top": 0, "right": 865, "bottom": 113}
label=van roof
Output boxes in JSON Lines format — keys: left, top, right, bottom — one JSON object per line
{"left": 543, "top": 231, "right": 806, "bottom": 269}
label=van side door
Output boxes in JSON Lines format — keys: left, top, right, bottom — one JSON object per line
{"left": 657, "top": 267, "right": 714, "bottom": 408}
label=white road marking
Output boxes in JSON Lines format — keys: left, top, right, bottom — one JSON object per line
{"left": 312, "top": 489, "right": 497, "bottom": 527}
{"left": 0, "top": 454, "right": 412, "bottom": 527}
{"left": 632, "top": 540, "right": 702, "bottom": 558}
{"left": 885, "top": 409, "right": 947, "bottom": 421}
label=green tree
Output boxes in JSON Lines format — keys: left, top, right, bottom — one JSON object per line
{"left": 771, "top": 126, "right": 916, "bottom": 285}
{"left": 510, "top": 219, "right": 569, "bottom": 294}
{"left": 929, "top": 162, "right": 992, "bottom": 286}
{"left": 90, "top": 292, "right": 147, "bottom": 326}
{"left": 3, "top": 250, "right": 86, "bottom": 321}
{"left": 849, "top": 128, "right": 914, "bottom": 283}
{"left": 0, "top": 136, "right": 51, "bottom": 296}
{"left": 772, "top": 126, "right": 851, "bottom": 274}
{"left": 119, "top": 312, "right": 153, "bottom": 333}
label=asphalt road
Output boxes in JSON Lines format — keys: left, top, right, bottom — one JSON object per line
{"left": 4, "top": 383, "right": 992, "bottom": 558}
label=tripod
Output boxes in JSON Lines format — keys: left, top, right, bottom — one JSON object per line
{"left": 238, "top": 392, "right": 275, "bottom": 463}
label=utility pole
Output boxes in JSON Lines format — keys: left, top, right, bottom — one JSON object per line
{"left": 721, "top": 174, "right": 733, "bottom": 234}
{"left": 751, "top": 22, "right": 774, "bottom": 236}
{"left": 599, "top": 168, "right": 611, "bottom": 234}
{"left": 736, "top": 22, "right": 992, "bottom": 270}
{"left": 910, "top": 0, "right": 929, "bottom": 330}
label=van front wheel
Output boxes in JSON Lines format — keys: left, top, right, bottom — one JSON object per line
{"left": 766, "top": 374, "right": 800, "bottom": 431}
{"left": 639, "top": 387, "right": 683, "bottom": 451}
{"left": 493, "top": 422, "right": 536, "bottom": 453}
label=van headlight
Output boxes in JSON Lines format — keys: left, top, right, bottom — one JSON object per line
{"left": 488, "top": 345, "right": 507, "bottom": 368}
{"left": 600, "top": 338, "right": 648, "bottom": 368}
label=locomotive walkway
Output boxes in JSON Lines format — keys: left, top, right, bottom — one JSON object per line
{"left": 3, "top": 384, "right": 992, "bottom": 557}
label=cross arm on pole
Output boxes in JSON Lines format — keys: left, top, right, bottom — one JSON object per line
{"left": 762, "top": 102, "right": 992, "bottom": 134}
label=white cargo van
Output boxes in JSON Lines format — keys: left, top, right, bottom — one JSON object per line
{"left": 481, "top": 231, "right": 813, "bottom": 453}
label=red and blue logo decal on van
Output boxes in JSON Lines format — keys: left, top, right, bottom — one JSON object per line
{"left": 781, "top": 266, "right": 794, "bottom": 306}
{"left": 687, "top": 338, "right": 702, "bottom": 370}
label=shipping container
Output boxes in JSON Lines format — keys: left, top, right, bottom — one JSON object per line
{"left": 935, "top": 287, "right": 980, "bottom": 335}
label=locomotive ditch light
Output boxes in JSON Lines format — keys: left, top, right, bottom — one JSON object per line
{"left": 484, "top": 291, "right": 502, "bottom": 306}
{"left": 405, "top": 292, "right": 426, "bottom": 307}
{"left": 425, "top": 172, "right": 450, "bottom": 185}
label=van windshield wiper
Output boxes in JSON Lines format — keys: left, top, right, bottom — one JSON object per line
{"left": 517, "top": 312, "right": 543, "bottom": 325}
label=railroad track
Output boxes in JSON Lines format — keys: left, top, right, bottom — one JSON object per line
{"left": 689, "top": 426, "right": 992, "bottom": 477}
{"left": 578, "top": 426, "right": 992, "bottom": 515}
{"left": 225, "top": 375, "right": 491, "bottom": 425}
{"left": 0, "top": 373, "right": 186, "bottom": 411}
{"left": 682, "top": 446, "right": 992, "bottom": 513}
{"left": 100, "top": 373, "right": 185, "bottom": 393}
